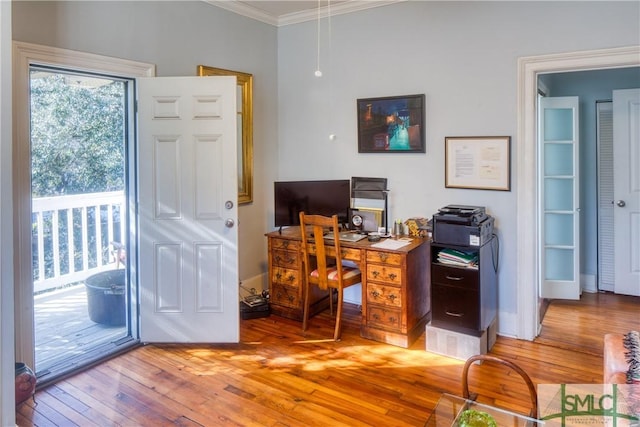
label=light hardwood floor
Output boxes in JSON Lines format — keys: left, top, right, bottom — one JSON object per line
{"left": 17, "top": 292, "right": 639, "bottom": 426}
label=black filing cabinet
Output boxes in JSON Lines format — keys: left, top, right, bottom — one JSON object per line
{"left": 430, "top": 237, "right": 497, "bottom": 336}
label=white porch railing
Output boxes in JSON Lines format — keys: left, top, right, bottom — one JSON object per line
{"left": 32, "top": 191, "right": 125, "bottom": 294}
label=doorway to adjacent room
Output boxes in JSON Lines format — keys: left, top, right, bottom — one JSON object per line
{"left": 516, "top": 46, "right": 640, "bottom": 340}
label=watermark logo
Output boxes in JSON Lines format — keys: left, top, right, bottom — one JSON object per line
{"left": 539, "top": 384, "right": 639, "bottom": 426}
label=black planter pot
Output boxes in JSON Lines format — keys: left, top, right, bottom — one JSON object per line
{"left": 84, "top": 269, "right": 126, "bottom": 326}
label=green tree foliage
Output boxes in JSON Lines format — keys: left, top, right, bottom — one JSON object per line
{"left": 30, "top": 72, "right": 126, "bottom": 197}
{"left": 30, "top": 72, "right": 127, "bottom": 282}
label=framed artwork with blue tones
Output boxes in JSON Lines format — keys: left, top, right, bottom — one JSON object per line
{"left": 357, "top": 94, "right": 425, "bottom": 153}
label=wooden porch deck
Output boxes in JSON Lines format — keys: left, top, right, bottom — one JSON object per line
{"left": 34, "top": 284, "right": 128, "bottom": 379}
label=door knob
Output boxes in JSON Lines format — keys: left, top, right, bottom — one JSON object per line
{"left": 225, "top": 218, "right": 235, "bottom": 228}
{"left": 225, "top": 200, "right": 234, "bottom": 209}
{"left": 617, "top": 200, "right": 626, "bottom": 207}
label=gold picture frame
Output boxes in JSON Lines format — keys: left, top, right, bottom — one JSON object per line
{"left": 197, "top": 65, "right": 253, "bottom": 204}
{"left": 445, "top": 136, "right": 511, "bottom": 191}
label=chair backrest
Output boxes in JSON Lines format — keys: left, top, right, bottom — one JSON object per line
{"left": 299, "top": 212, "right": 343, "bottom": 291}
{"left": 462, "top": 354, "right": 538, "bottom": 419}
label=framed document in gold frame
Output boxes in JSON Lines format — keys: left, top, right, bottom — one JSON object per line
{"left": 198, "top": 65, "right": 253, "bottom": 204}
{"left": 445, "top": 136, "right": 511, "bottom": 191}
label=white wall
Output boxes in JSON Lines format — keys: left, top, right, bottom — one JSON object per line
{"left": 12, "top": 0, "right": 279, "bottom": 284}
{"left": 276, "top": 1, "right": 640, "bottom": 336}
{"left": 9, "top": 1, "right": 640, "bottom": 340}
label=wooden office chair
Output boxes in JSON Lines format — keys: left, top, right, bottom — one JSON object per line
{"left": 299, "top": 212, "right": 362, "bottom": 341}
{"left": 462, "top": 354, "right": 538, "bottom": 419}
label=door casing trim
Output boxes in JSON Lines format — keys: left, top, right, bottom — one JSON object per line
{"left": 516, "top": 45, "right": 640, "bottom": 340}
{"left": 12, "top": 41, "right": 154, "bottom": 367}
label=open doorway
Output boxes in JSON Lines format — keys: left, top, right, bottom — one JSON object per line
{"left": 535, "top": 68, "right": 640, "bottom": 331}
{"left": 516, "top": 46, "right": 640, "bottom": 341}
{"left": 29, "top": 66, "right": 135, "bottom": 382}
{"left": 13, "top": 42, "right": 154, "bottom": 386}
{"left": 537, "top": 67, "right": 639, "bottom": 295}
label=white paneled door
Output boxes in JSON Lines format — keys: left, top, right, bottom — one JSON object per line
{"left": 138, "top": 76, "right": 239, "bottom": 342}
{"left": 613, "top": 88, "right": 640, "bottom": 297}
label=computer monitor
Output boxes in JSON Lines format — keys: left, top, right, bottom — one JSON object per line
{"left": 274, "top": 180, "right": 350, "bottom": 228}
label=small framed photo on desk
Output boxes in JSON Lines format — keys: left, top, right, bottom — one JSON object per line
{"left": 350, "top": 208, "right": 380, "bottom": 233}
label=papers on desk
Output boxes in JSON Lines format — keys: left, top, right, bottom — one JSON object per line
{"left": 371, "top": 238, "right": 412, "bottom": 250}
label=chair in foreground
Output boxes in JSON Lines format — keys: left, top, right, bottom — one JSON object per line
{"left": 299, "top": 212, "right": 362, "bottom": 341}
{"left": 462, "top": 354, "right": 538, "bottom": 419}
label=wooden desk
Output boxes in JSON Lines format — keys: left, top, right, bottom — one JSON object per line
{"left": 266, "top": 227, "right": 431, "bottom": 348}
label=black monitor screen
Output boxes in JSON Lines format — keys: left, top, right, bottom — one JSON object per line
{"left": 274, "top": 180, "right": 350, "bottom": 227}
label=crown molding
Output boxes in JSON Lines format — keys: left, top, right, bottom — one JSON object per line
{"left": 205, "top": 0, "right": 407, "bottom": 27}
{"left": 205, "top": 0, "right": 279, "bottom": 26}
{"left": 278, "top": 1, "right": 406, "bottom": 26}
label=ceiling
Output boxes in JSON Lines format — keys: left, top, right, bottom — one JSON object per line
{"left": 206, "top": 0, "right": 405, "bottom": 26}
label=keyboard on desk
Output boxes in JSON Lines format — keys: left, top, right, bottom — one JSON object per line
{"left": 323, "top": 232, "right": 367, "bottom": 242}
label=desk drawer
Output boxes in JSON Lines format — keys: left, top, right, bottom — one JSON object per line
{"left": 272, "top": 249, "right": 298, "bottom": 268}
{"left": 367, "top": 305, "right": 402, "bottom": 330}
{"left": 366, "top": 283, "right": 402, "bottom": 309}
{"left": 271, "top": 283, "right": 299, "bottom": 308}
{"left": 431, "top": 283, "right": 480, "bottom": 332}
{"left": 366, "top": 250, "right": 402, "bottom": 266}
{"left": 306, "top": 245, "right": 360, "bottom": 263}
{"left": 271, "top": 267, "right": 299, "bottom": 287}
{"left": 366, "top": 264, "right": 402, "bottom": 285}
{"left": 340, "top": 247, "right": 361, "bottom": 262}
{"left": 431, "top": 264, "right": 478, "bottom": 289}
{"left": 271, "top": 238, "right": 300, "bottom": 252}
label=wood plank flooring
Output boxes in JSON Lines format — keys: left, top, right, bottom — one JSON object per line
{"left": 17, "top": 292, "right": 639, "bottom": 426}
{"left": 535, "top": 291, "right": 639, "bottom": 355}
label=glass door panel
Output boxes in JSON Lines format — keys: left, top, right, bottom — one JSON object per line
{"left": 544, "top": 248, "right": 574, "bottom": 281}
{"left": 544, "top": 143, "right": 573, "bottom": 175}
{"left": 543, "top": 178, "right": 574, "bottom": 211}
{"left": 543, "top": 108, "right": 574, "bottom": 140}
{"left": 544, "top": 213, "right": 574, "bottom": 246}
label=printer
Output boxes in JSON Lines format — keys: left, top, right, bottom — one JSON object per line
{"left": 432, "top": 205, "right": 494, "bottom": 247}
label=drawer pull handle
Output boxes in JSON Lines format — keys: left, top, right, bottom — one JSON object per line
{"left": 371, "top": 290, "right": 380, "bottom": 298}
{"left": 282, "top": 241, "right": 289, "bottom": 249}
{"left": 388, "top": 294, "right": 397, "bottom": 302}
{"left": 378, "top": 253, "right": 388, "bottom": 262}
{"left": 388, "top": 273, "right": 397, "bottom": 281}
{"left": 287, "top": 274, "right": 295, "bottom": 283}
{"left": 373, "top": 313, "right": 380, "bottom": 320}
{"left": 445, "top": 275, "right": 464, "bottom": 281}
{"left": 288, "top": 295, "right": 294, "bottom": 302}
{"left": 275, "top": 272, "right": 282, "bottom": 280}
{"left": 445, "top": 311, "right": 464, "bottom": 317}
{"left": 372, "top": 270, "right": 380, "bottom": 278}
{"left": 275, "top": 255, "right": 282, "bottom": 263}
{"left": 388, "top": 316, "right": 396, "bottom": 323}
